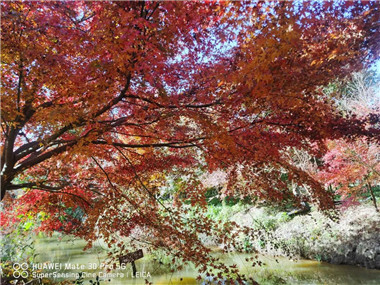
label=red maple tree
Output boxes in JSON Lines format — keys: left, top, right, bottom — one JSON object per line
{"left": 1, "top": 1, "right": 379, "bottom": 279}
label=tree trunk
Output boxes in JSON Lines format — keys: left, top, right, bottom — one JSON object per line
{"left": 367, "top": 182, "right": 378, "bottom": 212}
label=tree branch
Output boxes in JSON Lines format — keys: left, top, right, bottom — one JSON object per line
{"left": 114, "top": 146, "right": 174, "bottom": 216}
{"left": 7, "top": 182, "right": 92, "bottom": 208}
{"left": 92, "top": 139, "right": 205, "bottom": 149}
{"left": 14, "top": 73, "right": 132, "bottom": 161}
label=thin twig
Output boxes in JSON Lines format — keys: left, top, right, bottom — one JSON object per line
{"left": 114, "top": 146, "right": 177, "bottom": 221}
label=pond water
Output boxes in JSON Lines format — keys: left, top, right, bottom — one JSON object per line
{"left": 34, "top": 235, "right": 380, "bottom": 285}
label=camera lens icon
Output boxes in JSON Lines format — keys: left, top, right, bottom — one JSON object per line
{"left": 12, "top": 263, "right": 29, "bottom": 279}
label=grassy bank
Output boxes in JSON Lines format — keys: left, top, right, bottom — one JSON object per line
{"left": 203, "top": 202, "right": 380, "bottom": 269}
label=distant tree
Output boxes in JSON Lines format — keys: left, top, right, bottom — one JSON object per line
{"left": 318, "top": 138, "right": 379, "bottom": 211}
{"left": 318, "top": 70, "right": 380, "bottom": 211}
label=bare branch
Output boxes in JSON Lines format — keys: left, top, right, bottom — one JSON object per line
{"left": 92, "top": 138, "right": 205, "bottom": 149}
{"left": 115, "top": 146, "right": 171, "bottom": 211}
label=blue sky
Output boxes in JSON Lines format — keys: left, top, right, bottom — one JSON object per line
{"left": 373, "top": 60, "right": 380, "bottom": 75}
{"left": 372, "top": 60, "right": 380, "bottom": 95}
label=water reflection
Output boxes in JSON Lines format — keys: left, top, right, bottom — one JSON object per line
{"left": 34, "top": 235, "right": 380, "bottom": 285}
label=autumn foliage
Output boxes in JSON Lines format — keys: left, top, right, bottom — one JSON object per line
{"left": 316, "top": 71, "right": 380, "bottom": 211}
{"left": 1, "top": 0, "right": 379, "bottom": 279}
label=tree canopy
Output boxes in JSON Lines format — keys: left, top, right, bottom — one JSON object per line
{"left": 1, "top": 0, "right": 379, "bottom": 279}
